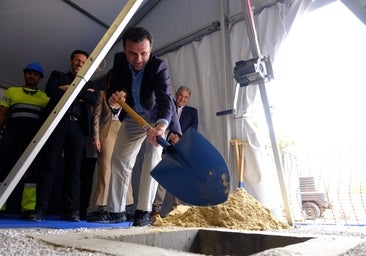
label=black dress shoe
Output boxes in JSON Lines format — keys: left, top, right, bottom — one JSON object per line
{"left": 26, "top": 209, "right": 46, "bottom": 222}
{"left": 63, "top": 210, "right": 80, "bottom": 222}
{"left": 87, "top": 211, "right": 126, "bottom": 223}
{"left": 109, "top": 212, "right": 127, "bottom": 223}
{"left": 21, "top": 210, "right": 35, "bottom": 219}
{"left": 133, "top": 209, "right": 152, "bottom": 227}
{"left": 87, "top": 211, "right": 111, "bottom": 223}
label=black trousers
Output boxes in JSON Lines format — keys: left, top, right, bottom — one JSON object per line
{"left": 36, "top": 116, "right": 87, "bottom": 214}
{"left": 0, "top": 118, "right": 42, "bottom": 213}
{"left": 80, "top": 156, "right": 97, "bottom": 215}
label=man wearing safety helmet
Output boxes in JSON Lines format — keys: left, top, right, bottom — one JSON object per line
{"left": 0, "top": 62, "right": 49, "bottom": 218}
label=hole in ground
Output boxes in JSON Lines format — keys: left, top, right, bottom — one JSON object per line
{"left": 111, "top": 229, "right": 313, "bottom": 255}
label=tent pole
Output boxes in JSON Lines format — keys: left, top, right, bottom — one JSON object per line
{"left": 219, "top": 0, "right": 234, "bottom": 179}
{"left": 0, "top": 0, "right": 143, "bottom": 208}
{"left": 240, "top": 0, "right": 294, "bottom": 226}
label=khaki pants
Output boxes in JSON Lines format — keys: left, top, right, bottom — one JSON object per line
{"left": 107, "top": 116, "right": 163, "bottom": 212}
{"left": 89, "top": 120, "right": 134, "bottom": 211}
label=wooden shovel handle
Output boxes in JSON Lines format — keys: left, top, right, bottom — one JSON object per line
{"left": 117, "top": 99, "right": 170, "bottom": 149}
{"left": 230, "top": 139, "right": 248, "bottom": 188}
{"left": 118, "top": 99, "right": 152, "bottom": 130}
{"left": 239, "top": 143, "right": 245, "bottom": 185}
{"left": 232, "top": 140, "right": 241, "bottom": 181}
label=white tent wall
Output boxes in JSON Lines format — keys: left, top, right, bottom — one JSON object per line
{"left": 162, "top": 32, "right": 224, "bottom": 143}
{"left": 112, "top": 0, "right": 312, "bottom": 220}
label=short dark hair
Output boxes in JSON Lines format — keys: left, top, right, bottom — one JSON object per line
{"left": 122, "top": 27, "right": 153, "bottom": 49}
{"left": 70, "top": 50, "right": 89, "bottom": 60}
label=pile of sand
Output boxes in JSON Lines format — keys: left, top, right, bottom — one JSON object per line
{"left": 152, "top": 188, "right": 291, "bottom": 231}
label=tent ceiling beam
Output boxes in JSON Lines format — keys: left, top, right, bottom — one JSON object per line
{"left": 63, "top": 0, "right": 110, "bottom": 28}
{"left": 153, "top": 0, "right": 280, "bottom": 57}
{"left": 153, "top": 21, "right": 221, "bottom": 56}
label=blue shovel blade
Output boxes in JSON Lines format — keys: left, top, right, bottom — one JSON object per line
{"left": 151, "top": 128, "right": 230, "bottom": 206}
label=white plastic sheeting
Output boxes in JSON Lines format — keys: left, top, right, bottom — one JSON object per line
{"left": 161, "top": 0, "right": 312, "bottom": 219}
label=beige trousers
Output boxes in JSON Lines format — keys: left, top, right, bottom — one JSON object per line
{"left": 106, "top": 116, "right": 163, "bottom": 213}
{"left": 89, "top": 120, "right": 134, "bottom": 211}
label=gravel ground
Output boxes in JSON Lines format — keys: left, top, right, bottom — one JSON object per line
{"left": 0, "top": 224, "right": 365, "bottom": 255}
{"left": 0, "top": 228, "right": 108, "bottom": 256}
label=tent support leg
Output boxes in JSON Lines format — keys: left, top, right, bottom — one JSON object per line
{"left": 240, "top": 0, "right": 294, "bottom": 226}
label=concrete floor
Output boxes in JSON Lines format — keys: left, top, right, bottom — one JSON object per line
{"left": 29, "top": 226, "right": 366, "bottom": 255}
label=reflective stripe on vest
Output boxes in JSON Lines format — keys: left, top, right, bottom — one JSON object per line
{"left": 9, "top": 103, "right": 43, "bottom": 119}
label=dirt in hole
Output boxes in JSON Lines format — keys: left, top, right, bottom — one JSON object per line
{"left": 152, "top": 188, "right": 291, "bottom": 231}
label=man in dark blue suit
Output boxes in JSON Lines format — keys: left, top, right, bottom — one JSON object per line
{"left": 151, "top": 86, "right": 198, "bottom": 218}
{"left": 166, "top": 86, "right": 198, "bottom": 142}
{"left": 93, "top": 27, "right": 182, "bottom": 227}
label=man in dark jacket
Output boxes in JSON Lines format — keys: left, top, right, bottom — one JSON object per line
{"left": 28, "top": 50, "right": 98, "bottom": 222}
{"left": 90, "top": 26, "right": 181, "bottom": 227}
